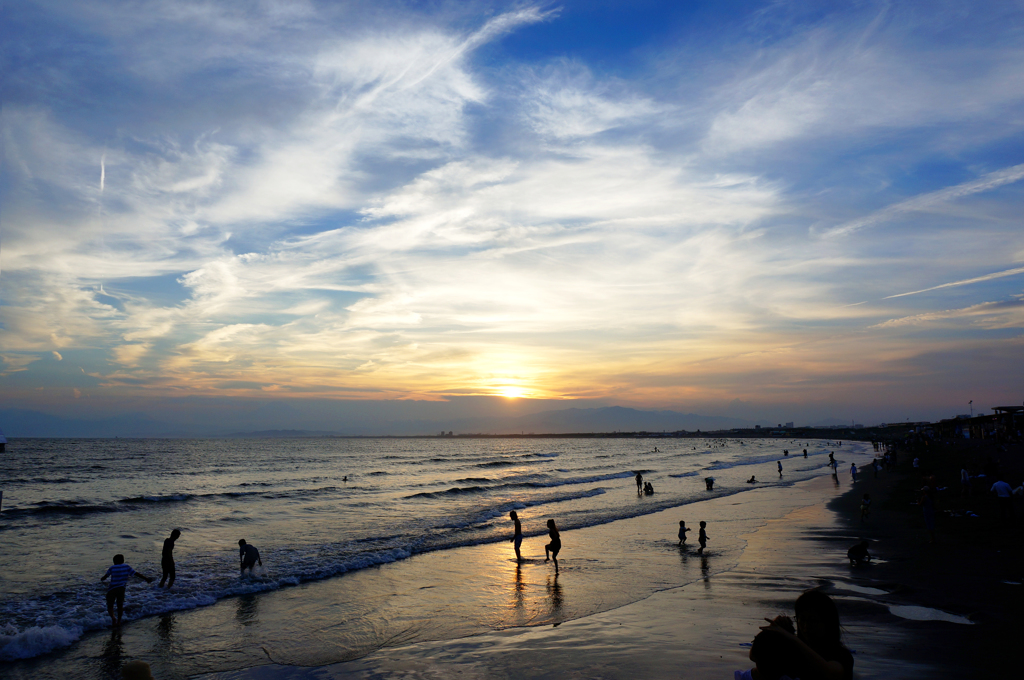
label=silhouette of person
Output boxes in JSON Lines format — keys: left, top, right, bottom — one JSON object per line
{"left": 698, "top": 521, "right": 709, "bottom": 555}
{"left": 101, "top": 554, "right": 153, "bottom": 627}
{"left": 122, "top": 660, "right": 155, "bottom": 680}
{"left": 847, "top": 541, "right": 871, "bottom": 566}
{"left": 238, "top": 539, "right": 262, "bottom": 576}
{"left": 759, "top": 589, "right": 854, "bottom": 680}
{"left": 778, "top": 461, "right": 783, "bottom": 477}
{"left": 510, "top": 510, "right": 523, "bottom": 562}
{"left": 635, "top": 472, "right": 643, "bottom": 494}
{"left": 678, "top": 520, "right": 691, "bottom": 545}
{"left": 159, "top": 529, "right": 181, "bottom": 588}
{"left": 544, "top": 519, "right": 561, "bottom": 571}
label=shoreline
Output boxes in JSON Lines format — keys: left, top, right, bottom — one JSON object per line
{"left": 194, "top": 458, "right": 984, "bottom": 679}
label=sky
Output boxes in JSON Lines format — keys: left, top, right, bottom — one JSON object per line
{"left": 2, "top": 0, "right": 1024, "bottom": 433}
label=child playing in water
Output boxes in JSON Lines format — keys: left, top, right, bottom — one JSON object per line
{"left": 509, "top": 510, "right": 523, "bottom": 562}
{"left": 859, "top": 493, "right": 871, "bottom": 522}
{"left": 544, "top": 519, "right": 561, "bottom": 570}
{"left": 100, "top": 554, "right": 153, "bottom": 628}
{"left": 698, "top": 521, "right": 709, "bottom": 555}
{"left": 678, "top": 520, "right": 691, "bottom": 545}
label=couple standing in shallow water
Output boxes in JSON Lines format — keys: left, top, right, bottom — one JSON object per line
{"left": 509, "top": 511, "right": 561, "bottom": 570}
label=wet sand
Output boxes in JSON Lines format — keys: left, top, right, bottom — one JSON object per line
{"left": 194, "top": 464, "right": 1001, "bottom": 680}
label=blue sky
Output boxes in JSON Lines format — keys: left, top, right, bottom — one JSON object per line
{"left": 2, "top": 0, "right": 1023, "bottom": 431}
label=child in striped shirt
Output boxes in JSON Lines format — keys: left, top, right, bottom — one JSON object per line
{"left": 101, "top": 554, "right": 153, "bottom": 627}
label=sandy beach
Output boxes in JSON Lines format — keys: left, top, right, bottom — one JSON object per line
{"left": 188, "top": 461, "right": 1004, "bottom": 679}
{"left": 6, "top": 439, "right": 1017, "bottom": 679}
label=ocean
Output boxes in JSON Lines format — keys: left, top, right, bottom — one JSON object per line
{"left": 0, "top": 436, "right": 874, "bottom": 678}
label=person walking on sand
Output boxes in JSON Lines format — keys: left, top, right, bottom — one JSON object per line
{"left": 159, "top": 529, "right": 181, "bottom": 588}
{"left": 635, "top": 472, "right": 643, "bottom": 495}
{"left": 509, "top": 510, "right": 523, "bottom": 562}
{"left": 697, "top": 521, "right": 709, "bottom": 555}
{"left": 778, "top": 461, "right": 783, "bottom": 478}
{"left": 101, "top": 554, "right": 153, "bottom": 627}
{"left": 238, "top": 539, "right": 262, "bottom": 576}
{"left": 678, "top": 520, "right": 691, "bottom": 545}
{"left": 849, "top": 463, "right": 857, "bottom": 482}
{"left": 544, "top": 519, "right": 561, "bottom": 570}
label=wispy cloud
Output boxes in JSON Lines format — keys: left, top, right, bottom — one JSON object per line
{"left": 825, "top": 165, "right": 1024, "bottom": 238}
{"left": 3, "top": 1, "right": 1024, "bottom": 423}
{"left": 883, "top": 266, "right": 1024, "bottom": 300}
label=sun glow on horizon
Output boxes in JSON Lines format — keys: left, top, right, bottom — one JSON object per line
{"left": 496, "top": 385, "right": 529, "bottom": 399}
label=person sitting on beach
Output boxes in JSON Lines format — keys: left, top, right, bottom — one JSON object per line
{"left": 678, "top": 520, "right": 691, "bottom": 545}
{"left": 747, "top": 475, "right": 757, "bottom": 484}
{"left": 697, "top": 521, "right": 709, "bottom": 555}
{"left": 735, "top": 629, "right": 803, "bottom": 680}
{"left": 101, "top": 554, "right": 153, "bottom": 628}
{"left": 159, "top": 529, "right": 181, "bottom": 588}
{"left": 644, "top": 481, "right": 654, "bottom": 495}
{"left": 705, "top": 477, "right": 715, "bottom": 490}
{"left": 760, "top": 589, "right": 854, "bottom": 680}
{"left": 859, "top": 494, "right": 870, "bottom": 522}
{"left": 847, "top": 540, "right": 871, "bottom": 566}
{"left": 510, "top": 510, "right": 523, "bottom": 562}
{"left": 238, "top": 539, "right": 262, "bottom": 576}
{"left": 544, "top": 519, "right": 561, "bottom": 570}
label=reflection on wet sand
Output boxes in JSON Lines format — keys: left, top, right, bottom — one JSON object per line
{"left": 236, "top": 593, "right": 259, "bottom": 627}
{"left": 510, "top": 564, "right": 525, "bottom": 611}
{"left": 547, "top": 574, "right": 563, "bottom": 621}
{"left": 100, "top": 629, "right": 124, "bottom": 679}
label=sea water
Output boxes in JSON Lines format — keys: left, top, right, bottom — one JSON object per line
{"left": 0, "top": 436, "right": 869, "bottom": 673}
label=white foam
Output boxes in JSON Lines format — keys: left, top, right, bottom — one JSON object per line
{"left": 888, "top": 605, "right": 973, "bottom": 624}
{"left": 836, "top": 583, "right": 888, "bottom": 596}
{"left": 0, "top": 623, "right": 83, "bottom": 661}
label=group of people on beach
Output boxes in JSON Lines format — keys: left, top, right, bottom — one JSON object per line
{"left": 508, "top": 511, "right": 562, "bottom": 569}
{"left": 99, "top": 532, "right": 262, "bottom": 628}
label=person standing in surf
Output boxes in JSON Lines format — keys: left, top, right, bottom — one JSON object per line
{"left": 697, "top": 521, "right": 709, "bottom": 555}
{"left": 544, "top": 519, "right": 561, "bottom": 571}
{"left": 509, "top": 510, "right": 523, "bottom": 562}
{"left": 678, "top": 520, "right": 691, "bottom": 545}
{"left": 100, "top": 554, "right": 153, "bottom": 627}
{"left": 635, "top": 472, "right": 643, "bottom": 495}
{"left": 159, "top": 529, "right": 181, "bottom": 588}
{"left": 238, "top": 539, "right": 262, "bottom": 576}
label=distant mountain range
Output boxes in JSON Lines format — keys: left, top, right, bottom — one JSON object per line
{"left": 0, "top": 405, "right": 776, "bottom": 438}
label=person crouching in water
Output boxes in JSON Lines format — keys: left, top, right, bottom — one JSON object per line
{"left": 544, "top": 519, "right": 561, "bottom": 571}
{"left": 238, "top": 539, "right": 262, "bottom": 576}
